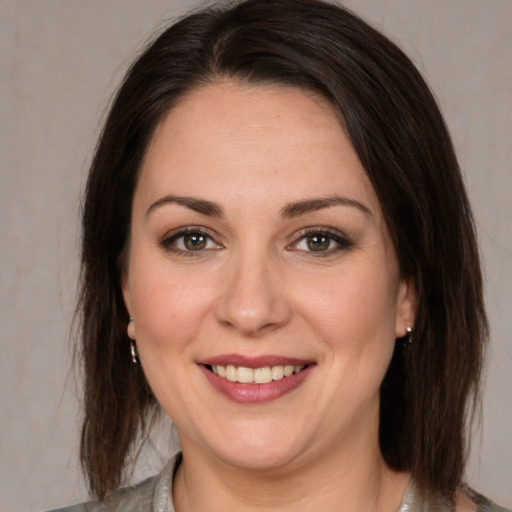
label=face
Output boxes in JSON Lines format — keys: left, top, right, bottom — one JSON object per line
{"left": 122, "top": 83, "right": 416, "bottom": 471}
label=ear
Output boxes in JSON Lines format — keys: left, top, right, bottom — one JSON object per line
{"left": 121, "top": 270, "right": 136, "bottom": 340}
{"left": 395, "top": 275, "right": 418, "bottom": 338}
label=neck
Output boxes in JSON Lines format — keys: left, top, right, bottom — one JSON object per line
{"left": 173, "top": 430, "right": 410, "bottom": 512}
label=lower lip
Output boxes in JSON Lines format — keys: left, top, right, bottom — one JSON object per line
{"left": 199, "top": 365, "right": 314, "bottom": 404}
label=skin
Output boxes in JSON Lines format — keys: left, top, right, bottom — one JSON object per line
{"left": 122, "top": 82, "right": 421, "bottom": 511}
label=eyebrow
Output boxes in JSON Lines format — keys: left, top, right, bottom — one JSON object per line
{"left": 280, "top": 195, "right": 372, "bottom": 218}
{"left": 145, "top": 195, "right": 224, "bottom": 217}
{"left": 145, "top": 194, "right": 371, "bottom": 219}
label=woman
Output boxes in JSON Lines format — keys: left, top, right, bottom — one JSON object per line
{"left": 52, "top": 0, "right": 508, "bottom": 510}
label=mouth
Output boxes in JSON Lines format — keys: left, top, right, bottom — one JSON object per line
{"left": 205, "top": 363, "right": 308, "bottom": 384}
{"left": 198, "top": 356, "right": 315, "bottom": 404}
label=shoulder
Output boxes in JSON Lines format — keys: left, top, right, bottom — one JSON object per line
{"left": 472, "top": 493, "right": 512, "bottom": 512}
{"left": 45, "top": 473, "right": 158, "bottom": 512}
{"left": 46, "top": 453, "right": 179, "bottom": 512}
{"left": 456, "top": 487, "right": 512, "bottom": 512}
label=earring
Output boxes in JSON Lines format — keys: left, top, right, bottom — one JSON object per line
{"left": 128, "top": 317, "right": 138, "bottom": 363}
{"left": 404, "top": 326, "right": 414, "bottom": 346}
{"left": 130, "top": 340, "right": 139, "bottom": 364}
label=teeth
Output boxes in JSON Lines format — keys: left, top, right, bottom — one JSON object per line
{"left": 237, "top": 366, "right": 254, "bottom": 383}
{"left": 226, "top": 365, "right": 237, "bottom": 382}
{"left": 271, "top": 365, "right": 284, "bottom": 380}
{"left": 254, "top": 367, "right": 272, "bottom": 384}
{"left": 209, "top": 364, "right": 306, "bottom": 384}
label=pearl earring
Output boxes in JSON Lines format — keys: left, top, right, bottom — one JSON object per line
{"left": 405, "top": 326, "right": 414, "bottom": 346}
{"left": 128, "top": 317, "right": 138, "bottom": 363}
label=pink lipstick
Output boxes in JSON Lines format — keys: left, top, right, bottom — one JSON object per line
{"left": 198, "top": 354, "right": 315, "bottom": 404}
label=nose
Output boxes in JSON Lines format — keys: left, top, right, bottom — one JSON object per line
{"left": 214, "top": 250, "right": 292, "bottom": 337}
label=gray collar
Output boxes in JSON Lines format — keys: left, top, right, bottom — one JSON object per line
{"left": 151, "top": 452, "right": 180, "bottom": 512}
{"left": 152, "top": 455, "right": 437, "bottom": 512}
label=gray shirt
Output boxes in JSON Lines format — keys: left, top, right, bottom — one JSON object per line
{"left": 48, "top": 453, "right": 510, "bottom": 512}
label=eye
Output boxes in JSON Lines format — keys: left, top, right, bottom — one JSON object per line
{"left": 177, "top": 232, "right": 210, "bottom": 251}
{"left": 300, "top": 234, "right": 335, "bottom": 252}
{"left": 288, "top": 229, "right": 353, "bottom": 255}
{"left": 161, "top": 228, "right": 222, "bottom": 254}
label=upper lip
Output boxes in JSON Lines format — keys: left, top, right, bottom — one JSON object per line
{"left": 199, "top": 354, "right": 314, "bottom": 368}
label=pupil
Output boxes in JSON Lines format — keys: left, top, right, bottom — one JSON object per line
{"left": 307, "top": 235, "right": 329, "bottom": 251}
{"left": 185, "top": 233, "right": 206, "bottom": 250}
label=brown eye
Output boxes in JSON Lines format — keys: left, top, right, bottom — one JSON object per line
{"left": 288, "top": 229, "right": 353, "bottom": 255}
{"left": 183, "top": 233, "right": 208, "bottom": 250}
{"left": 306, "top": 234, "right": 331, "bottom": 251}
{"left": 162, "top": 229, "right": 221, "bottom": 254}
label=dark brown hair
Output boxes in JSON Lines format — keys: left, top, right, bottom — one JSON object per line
{"left": 78, "top": 0, "right": 487, "bottom": 501}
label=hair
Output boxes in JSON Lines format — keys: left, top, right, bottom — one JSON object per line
{"left": 78, "top": 0, "right": 487, "bottom": 501}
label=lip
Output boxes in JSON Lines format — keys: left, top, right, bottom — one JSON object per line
{"left": 198, "top": 354, "right": 315, "bottom": 404}
{"left": 199, "top": 354, "right": 312, "bottom": 368}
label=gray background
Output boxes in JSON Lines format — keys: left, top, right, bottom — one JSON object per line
{"left": 1, "top": 1, "right": 510, "bottom": 510}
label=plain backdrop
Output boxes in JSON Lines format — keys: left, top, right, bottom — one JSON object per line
{"left": 1, "top": 1, "right": 510, "bottom": 511}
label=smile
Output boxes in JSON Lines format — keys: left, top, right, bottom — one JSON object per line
{"left": 200, "top": 357, "right": 314, "bottom": 404}
{"left": 207, "top": 364, "right": 306, "bottom": 384}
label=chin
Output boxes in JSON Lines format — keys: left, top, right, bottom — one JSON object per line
{"left": 202, "top": 420, "right": 310, "bottom": 471}
{"left": 218, "top": 444, "right": 303, "bottom": 472}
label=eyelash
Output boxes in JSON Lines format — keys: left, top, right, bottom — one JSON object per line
{"left": 160, "top": 227, "right": 354, "bottom": 257}
{"left": 160, "top": 227, "right": 222, "bottom": 257}
{"left": 287, "top": 227, "right": 354, "bottom": 256}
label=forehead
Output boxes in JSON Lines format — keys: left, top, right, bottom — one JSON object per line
{"left": 147, "top": 82, "right": 345, "bottom": 154}
{"left": 137, "top": 82, "right": 380, "bottom": 217}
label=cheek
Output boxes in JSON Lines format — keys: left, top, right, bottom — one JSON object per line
{"left": 128, "top": 259, "right": 218, "bottom": 353}
{"left": 296, "top": 261, "right": 400, "bottom": 354}
{"left": 127, "top": 261, "right": 220, "bottom": 413}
